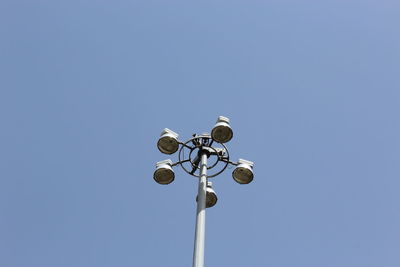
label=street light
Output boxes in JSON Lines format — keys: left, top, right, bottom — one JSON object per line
{"left": 211, "top": 116, "right": 233, "bottom": 143}
{"left": 232, "top": 159, "right": 254, "bottom": 184}
{"left": 196, "top": 181, "right": 218, "bottom": 208}
{"left": 153, "top": 159, "right": 175, "bottom": 185}
{"left": 153, "top": 116, "right": 254, "bottom": 267}
{"left": 157, "top": 128, "right": 179, "bottom": 154}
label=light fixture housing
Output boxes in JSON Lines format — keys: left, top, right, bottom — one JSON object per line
{"left": 157, "top": 128, "right": 179, "bottom": 154}
{"left": 232, "top": 159, "right": 254, "bottom": 184}
{"left": 196, "top": 181, "right": 218, "bottom": 208}
{"left": 211, "top": 116, "right": 233, "bottom": 143}
{"left": 153, "top": 159, "right": 175, "bottom": 184}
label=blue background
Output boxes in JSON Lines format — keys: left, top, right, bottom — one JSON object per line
{"left": 1, "top": 1, "right": 399, "bottom": 266}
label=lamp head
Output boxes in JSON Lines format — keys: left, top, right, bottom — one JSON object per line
{"left": 196, "top": 181, "right": 218, "bottom": 208}
{"left": 157, "top": 128, "right": 179, "bottom": 154}
{"left": 211, "top": 116, "right": 233, "bottom": 143}
{"left": 232, "top": 159, "right": 254, "bottom": 184}
{"left": 205, "top": 182, "right": 218, "bottom": 208}
{"left": 153, "top": 159, "right": 175, "bottom": 184}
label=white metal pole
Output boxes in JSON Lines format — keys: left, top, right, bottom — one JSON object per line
{"left": 193, "top": 151, "right": 208, "bottom": 267}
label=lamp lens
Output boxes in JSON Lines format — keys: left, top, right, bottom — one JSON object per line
{"left": 157, "top": 136, "right": 178, "bottom": 154}
{"left": 196, "top": 191, "right": 218, "bottom": 208}
{"left": 206, "top": 192, "right": 217, "bottom": 208}
{"left": 212, "top": 125, "right": 233, "bottom": 143}
{"left": 154, "top": 168, "right": 174, "bottom": 184}
{"left": 233, "top": 167, "right": 253, "bottom": 184}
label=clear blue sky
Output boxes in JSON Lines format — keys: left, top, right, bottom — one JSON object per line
{"left": 1, "top": 1, "right": 399, "bottom": 266}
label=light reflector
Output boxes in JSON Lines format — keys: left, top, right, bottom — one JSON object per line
{"left": 232, "top": 159, "right": 254, "bottom": 184}
{"left": 196, "top": 181, "right": 218, "bottom": 208}
{"left": 153, "top": 159, "right": 175, "bottom": 184}
{"left": 211, "top": 116, "right": 233, "bottom": 143}
{"left": 157, "top": 128, "right": 179, "bottom": 154}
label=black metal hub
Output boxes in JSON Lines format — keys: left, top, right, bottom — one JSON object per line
{"left": 178, "top": 135, "right": 230, "bottom": 178}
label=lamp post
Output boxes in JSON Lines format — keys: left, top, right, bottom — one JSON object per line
{"left": 153, "top": 116, "right": 254, "bottom": 267}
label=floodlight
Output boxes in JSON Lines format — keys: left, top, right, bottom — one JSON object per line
{"left": 153, "top": 118, "right": 255, "bottom": 266}
{"left": 153, "top": 159, "right": 175, "bottom": 184}
{"left": 157, "top": 128, "right": 179, "bottom": 154}
{"left": 196, "top": 181, "right": 218, "bottom": 208}
{"left": 211, "top": 116, "right": 233, "bottom": 143}
{"left": 232, "top": 159, "right": 254, "bottom": 184}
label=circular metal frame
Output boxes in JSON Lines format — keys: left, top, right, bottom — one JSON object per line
{"left": 178, "top": 135, "right": 230, "bottom": 178}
